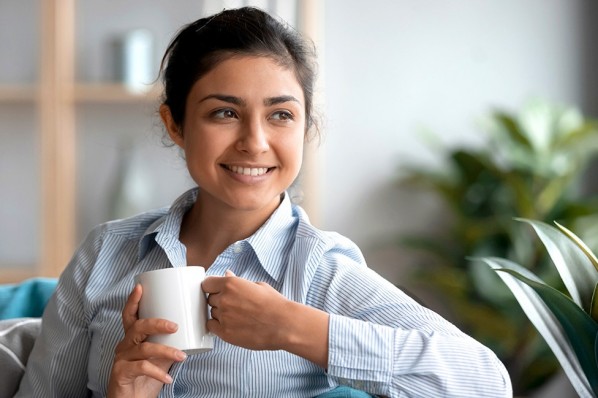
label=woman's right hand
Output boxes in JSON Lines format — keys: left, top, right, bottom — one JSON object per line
{"left": 107, "top": 284, "right": 188, "bottom": 398}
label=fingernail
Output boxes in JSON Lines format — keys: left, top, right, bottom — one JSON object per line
{"left": 176, "top": 350, "right": 187, "bottom": 360}
{"left": 165, "top": 374, "right": 173, "bottom": 384}
{"left": 166, "top": 321, "right": 178, "bottom": 331}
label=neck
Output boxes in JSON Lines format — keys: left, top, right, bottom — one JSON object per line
{"left": 179, "top": 192, "right": 282, "bottom": 267}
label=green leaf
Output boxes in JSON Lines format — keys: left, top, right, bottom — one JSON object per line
{"left": 536, "top": 177, "right": 571, "bottom": 217}
{"left": 518, "top": 219, "right": 598, "bottom": 312}
{"left": 555, "top": 121, "right": 598, "bottom": 150}
{"left": 555, "top": 221, "right": 598, "bottom": 273}
{"left": 477, "top": 257, "right": 596, "bottom": 397}
{"left": 496, "top": 268, "right": 598, "bottom": 396}
{"left": 592, "top": 284, "right": 598, "bottom": 323}
{"left": 492, "top": 111, "right": 533, "bottom": 149}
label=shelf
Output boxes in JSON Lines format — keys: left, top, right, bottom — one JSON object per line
{"left": 0, "top": 85, "right": 37, "bottom": 103}
{"left": 0, "top": 83, "right": 162, "bottom": 104}
{"left": 74, "top": 83, "right": 162, "bottom": 103}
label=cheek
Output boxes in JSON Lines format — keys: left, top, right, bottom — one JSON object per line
{"left": 284, "top": 135, "right": 305, "bottom": 168}
{"left": 181, "top": 124, "right": 220, "bottom": 155}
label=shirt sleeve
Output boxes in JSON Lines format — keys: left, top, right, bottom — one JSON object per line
{"left": 15, "top": 226, "right": 103, "bottom": 397}
{"left": 312, "top": 241, "right": 512, "bottom": 398}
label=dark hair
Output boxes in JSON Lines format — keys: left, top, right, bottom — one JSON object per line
{"left": 159, "top": 6, "right": 319, "bottom": 139}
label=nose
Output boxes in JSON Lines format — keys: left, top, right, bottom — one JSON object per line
{"left": 236, "top": 118, "right": 270, "bottom": 154}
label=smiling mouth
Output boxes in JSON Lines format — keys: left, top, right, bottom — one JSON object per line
{"left": 224, "top": 165, "right": 273, "bottom": 176}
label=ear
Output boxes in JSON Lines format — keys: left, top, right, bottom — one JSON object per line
{"left": 160, "top": 104, "right": 184, "bottom": 148}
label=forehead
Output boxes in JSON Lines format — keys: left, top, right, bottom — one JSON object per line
{"left": 190, "top": 55, "right": 304, "bottom": 101}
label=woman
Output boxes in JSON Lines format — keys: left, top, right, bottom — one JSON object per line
{"left": 16, "top": 7, "right": 511, "bottom": 398}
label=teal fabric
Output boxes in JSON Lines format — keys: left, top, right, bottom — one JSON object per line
{"left": 0, "top": 278, "right": 58, "bottom": 320}
{"left": 315, "top": 386, "right": 374, "bottom": 397}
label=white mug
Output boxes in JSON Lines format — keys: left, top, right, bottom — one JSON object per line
{"left": 135, "top": 266, "right": 214, "bottom": 355}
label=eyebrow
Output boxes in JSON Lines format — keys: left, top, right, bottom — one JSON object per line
{"left": 198, "top": 94, "right": 301, "bottom": 107}
{"left": 264, "top": 95, "right": 301, "bottom": 106}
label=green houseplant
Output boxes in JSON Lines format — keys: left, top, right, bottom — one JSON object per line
{"left": 477, "top": 219, "right": 598, "bottom": 397}
{"left": 397, "top": 100, "right": 598, "bottom": 393}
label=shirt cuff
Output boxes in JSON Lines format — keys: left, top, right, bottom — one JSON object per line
{"left": 327, "top": 313, "right": 393, "bottom": 394}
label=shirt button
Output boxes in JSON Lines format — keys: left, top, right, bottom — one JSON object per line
{"left": 233, "top": 242, "right": 243, "bottom": 254}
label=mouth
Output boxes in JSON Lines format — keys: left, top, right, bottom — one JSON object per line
{"left": 223, "top": 165, "right": 273, "bottom": 177}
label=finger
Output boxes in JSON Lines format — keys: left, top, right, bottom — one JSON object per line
{"left": 123, "top": 318, "right": 178, "bottom": 348}
{"left": 117, "top": 340, "right": 187, "bottom": 363}
{"left": 206, "top": 318, "right": 222, "bottom": 336}
{"left": 207, "top": 292, "right": 220, "bottom": 308}
{"left": 210, "top": 306, "right": 219, "bottom": 321}
{"left": 225, "top": 270, "right": 236, "bottom": 277}
{"left": 112, "top": 358, "right": 174, "bottom": 385}
{"left": 122, "top": 284, "right": 143, "bottom": 330}
{"left": 202, "top": 276, "right": 226, "bottom": 294}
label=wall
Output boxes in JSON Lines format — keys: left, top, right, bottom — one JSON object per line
{"left": 320, "top": 0, "right": 590, "bottom": 279}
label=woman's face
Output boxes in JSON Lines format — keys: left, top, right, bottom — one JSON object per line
{"left": 164, "top": 56, "right": 305, "bottom": 214}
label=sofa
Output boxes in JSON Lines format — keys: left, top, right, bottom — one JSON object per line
{"left": 0, "top": 278, "right": 56, "bottom": 398}
{"left": 0, "top": 317, "right": 42, "bottom": 397}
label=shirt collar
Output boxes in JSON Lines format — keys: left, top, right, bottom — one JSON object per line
{"left": 245, "top": 192, "right": 298, "bottom": 283}
{"left": 138, "top": 189, "right": 299, "bottom": 282}
{"left": 138, "top": 188, "right": 198, "bottom": 262}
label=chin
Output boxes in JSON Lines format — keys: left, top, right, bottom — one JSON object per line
{"left": 225, "top": 193, "right": 282, "bottom": 213}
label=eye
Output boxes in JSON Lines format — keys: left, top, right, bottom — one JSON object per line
{"left": 211, "top": 109, "right": 238, "bottom": 119}
{"left": 269, "top": 110, "right": 294, "bottom": 122}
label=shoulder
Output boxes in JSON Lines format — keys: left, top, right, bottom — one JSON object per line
{"left": 291, "top": 203, "right": 366, "bottom": 268}
{"left": 63, "top": 207, "right": 170, "bottom": 282}
{"left": 290, "top": 205, "right": 402, "bottom": 310}
{"left": 92, "top": 207, "right": 170, "bottom": 241}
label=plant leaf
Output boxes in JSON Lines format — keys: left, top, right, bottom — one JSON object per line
{"left": 555, "top": 221, "right": 598, "bottom": 273}
{"left": 492, "top": 111, "right": 533, "bottom": 148}
{"left": 477, "top": 257, "right": 595, "bottom": 397}
{"left": 536, "top": 177, "right": 572, "bottom": 218}
{"left": 496, "top": 268, "right": 598, "bottom": 396}
{"left": 518, "top": 219, "right": 598, "bottom": 312}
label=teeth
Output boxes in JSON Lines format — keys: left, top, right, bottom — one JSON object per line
{"left": 228, "top": 166, "right": 269, "bottom": 176}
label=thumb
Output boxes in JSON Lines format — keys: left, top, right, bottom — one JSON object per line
{"left": 225, "top": 270, "right": 236, "bottom": 277}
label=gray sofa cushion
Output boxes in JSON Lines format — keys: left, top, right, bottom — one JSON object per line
{"left": 0, "top": 318, "right": 41, "bottom": 398}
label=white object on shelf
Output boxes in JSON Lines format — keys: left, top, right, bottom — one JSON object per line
{"left": 119, "top": 29, "right": 154, "bottom": 93}
{"left": 109, "top": 139, "right": 155, "bottom": 220}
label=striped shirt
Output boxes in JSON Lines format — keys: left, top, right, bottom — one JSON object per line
{"left": 16, "top": 188, "right": 511, "bottom": 397}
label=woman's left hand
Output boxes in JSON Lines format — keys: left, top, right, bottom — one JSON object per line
{"left": 202, "top": 270, "right": 330, "bottom": 368}
{"left": 202, "top": 271, "right": 291, "bottom": 350}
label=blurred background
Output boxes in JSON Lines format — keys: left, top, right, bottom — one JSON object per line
{"left": 2, "top": 0, "right": 597, "bottom": 396}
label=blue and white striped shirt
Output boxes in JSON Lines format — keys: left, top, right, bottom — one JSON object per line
{"left": 17, "top": 188, "right": 511, "bottom": 397}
